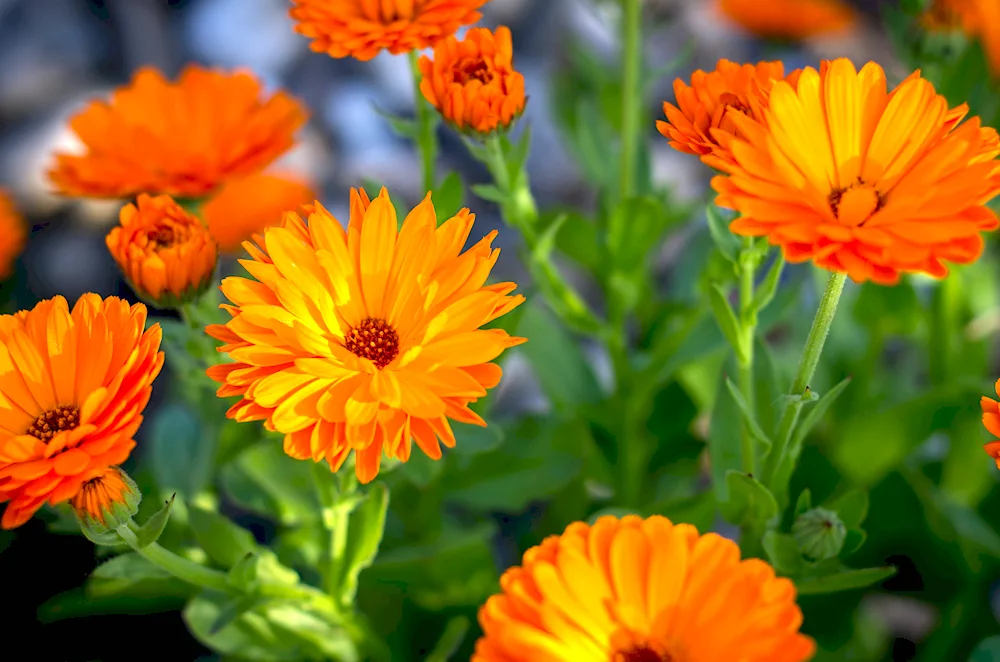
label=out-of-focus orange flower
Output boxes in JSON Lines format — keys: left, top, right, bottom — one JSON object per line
{"left": 473, "top": 514, "right": 815, "bottom": 662}
{"left": 107, "top": 194, "right": 218, "bottom": 308}
{"left": 202, "top": 172, "right": 316, "bottom": 253}
{"left": 206, "top": 188, "right": 525, "bottom": 484}
{"left": 712, "top": 58, "right": 1000, "bottom": 285}
{"left": 49, "top": 65, "right": 307, "bottom": 199}
{"left": 70, "top": 466, "right": 140, "bottom": 529}
{"left": 290, "top": 0, "right": 487, "bottom": 62}
{"left": 657, "top": 60, "right": 797, "bottom": 166}
{"left": 0, "top": 189, "right": 26, "bottom": 281}
{"left": 982, "top": 378, "right": 1000, "bottom": 469}
{"left": 923, "top": 0, "right": 1000, "bottom": 77}
{"left": 418, "top": 26, "right": 526, "bottom": 135}
{"left": 0, "top": 295, "right": 163, "bottom": 529}
{"left": 717, "top": 0, "right": 857, "bottom": 40}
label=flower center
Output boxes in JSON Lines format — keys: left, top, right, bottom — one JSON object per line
{"left": 344, "top": 317, "right": 400, "bottom": 369}
{"left": 26, "top": 405, "right": 80, "bottom": 442}
{"left": 148, "top": 225, "right": 178, "bottom": 248}
{"left": 365, "top": 0, "right": 426, "bottom": 22}
{"left": 613, "top": 647, "right": 673, "bottom": 662}
{"left": 454, "top": 58, "right": 494, "bottom": 86}
{"left": 719, "top": 92, "right": 752, "bottom": 116}
{"left": 829, "top": 183, "right": 883, "bottom": 227}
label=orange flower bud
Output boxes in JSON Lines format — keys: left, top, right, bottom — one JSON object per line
{"left": 107, "top": 194, "right": 218, "bottom": 308}
{"left": 71, "top": 466, "right": 141, "bottom": 532}
{"left": 418, "top": 26, "right": 526, "bottom": 136}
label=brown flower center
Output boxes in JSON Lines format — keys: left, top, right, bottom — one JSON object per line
{"left": 344, "top": 317, "right": 400, "bottom": 369}
{"left": 454, "top": 58, "right": 494, "bottom": 86}
{"left": 148, "top": 224, "right": 179, "bottom": 249}
{"left": 613, "top": 647, "right": 673, "bottom": 662}
{"left": 829, "top": 182, "right": 884, "bottom": 227}
{"left": 719, "top": 92, "right": 752, "bottom": 116}
{"left": 27, "top": 405, "right": 80, "bottom": 442}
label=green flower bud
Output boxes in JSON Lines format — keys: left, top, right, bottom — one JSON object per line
{"left": 71, "top": 467, "right": 141, "bottom": 537}
{"left": 792, "top": 507, "right": 846, "bottom": 561}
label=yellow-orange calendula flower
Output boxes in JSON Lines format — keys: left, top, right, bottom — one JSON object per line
{"left": 981, "top": 378, "right": 1000, "bottom": 469}
{"left": 70, "top": 466, "right": 141, "bottom": 530}
{"left": 657, "top": 60, "right": 797, "bottom": 165}
{"left": 717, "top": 0, "right": 857, "bottom": 39}
{"left": 0, "top": 189, "right": 26, "bottom": 281}
{"left": 206, "top": 188, "right": 525, "bottom": 483}
{"left": 923, "top": 0, "right": 1000, "bottom": 77}
{"left": 418, "top": 26, "right": 526, "bottom": 135}
{"left": 107, "top": 194, "right": 218, "bottom": 308}
{"left": 290, "top": 0, "right": 487, "bottom": 62}
{"left": 0, "top": 295, "right": 163, "bottom": 529}
{"left": 49, "top": 65, "right": 307, "bottom": 199}
{"left": 712, "top": 58, "right": 1000, "bottom": 285}
{"left": 202, "top": 172, "right": 316, "bottom": 253}
{"left": 473, "top": 515, "right": 815, "bottom": 662}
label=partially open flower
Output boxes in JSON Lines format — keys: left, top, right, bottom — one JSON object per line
{"left": 418, "top": 26, "right": 526, "bottom": 136}
{"left": 107, "top": 194, "right": 218, "bottom": 309}
{"left": 290, "top": 0, "right": 487, "bottom": 61}
{"left": 0, "top": 189, "right": 26, "bottom": 281}
{"left": 71, "top": 466, "right": 141, "bottom": 533}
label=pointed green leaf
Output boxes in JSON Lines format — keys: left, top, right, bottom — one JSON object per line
{"left": 724, "top": 376, "right": 772, "bottom": 451}
{"left": 471, "top": 183, "right": 507, "bottom": 204}
{"left": 791, "top": 376, "right": 853, "bottom": 452}
{"left": 705, "top": 206, "right": 740, "bottom": 263}
{"left": 707, "top": 284, "right": 746, "bottom": 361}
{"left": 79, "top": 519, "right": 125, "bottom": 546}
{"left": 426, "top": 616, "right": 471, "bottom": 662}
{"left": 794, "top": 566, "right": 896, "bottom": 595}
{"left": 188, "top": 506, "right": 258, "bottom": 569}
{"left": 708, "top": 365, "right": 743, "bottom": 505}
{"left": 842, "top": 528, "right": 867, "bottom": 556}
{"left": 825, "top": 489, "right": 869, "bottom": 530}
{"left": 433, "top": 171, "right": 465, "bottom": 221}
{"left": 793, "top": 489, "right": 812, "bottom": 520}
{"left": 720, "top": 471, "right": 778, "bottom": 528}
{"left": 133, "top": 494, "right": 175, "bottom": 549}
{"left": 508, "top": 124, "right": 532, "bottom": 183}
{"left": 373, "top": 104, "right": 418, "bottom": 139}
{"left": 335, "top": 482, "right": 389, "bottom": 607}
{"left": 749, "top": 254, "right": 785, "bottom": 317}
{"left": 209, "top": 595, "right": 272, "bottom": 635}
{"left": 762, "top": 531, "right": 803, "bottom": 576}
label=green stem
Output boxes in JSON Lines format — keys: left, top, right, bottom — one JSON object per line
{"left": 611, "top": 335, "right": 643, "bottom": 509}
{"left": 118, "top": 524, "right": 231, "bottom": 593}
{"left": 485, "top": 134, "right": 538, "bottom": 242}
{"left": 409, "top": 50, "right": 438, "bottom": 193}
{"left": 618, "top": 0, "right": 644, "bottom": 200}
{"left": 310, "top": 463, "right": 355, "bottom": 599}
{"left": 738, "top": 241, "right": 757, "bottom": 477}
{"left": 764, "top": 271, "right": 847, "bottom": 489}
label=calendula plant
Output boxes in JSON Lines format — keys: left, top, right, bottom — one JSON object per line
{"left": 7, "top": 0, "right": 1000, "bottom": 660}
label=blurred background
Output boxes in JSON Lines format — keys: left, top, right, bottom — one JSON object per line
{"left": 0, "top": 0, "right": 990, "bottom": 660}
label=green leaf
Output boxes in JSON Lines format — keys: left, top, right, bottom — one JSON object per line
{"left": 92, "top": 552, "right": 171, "bottom": 582}
{"left": 374, "top": 104, "right": 418, "bottom": 139}
{"left": 433, "top": 171, "right": 464, "bottom": 221}
{"left": 220, "top": 441, "right": 321, "bottom": 526}
{"left": 148, "top": 402, "right": 211, "bottom": 497}
{"left": 133, "top": 494, "right": 175, "bottom": 548}
{"left": 707, "top": 284, "right": 746, "bottom": 361}
{"left": 335, "top": 483, "right": 389, "bottom": 606}
{"left": 573, "top": 98, "right": 616, "bottom": 188}
{"left": 705, "top": 206, "right": 740, "bottom": 263}
{"left": 647, "top": 492, "right": 716, "bottom": 534}
{"left": 969, "top": 636, "right": 1000, "bottom": 662}
{"left": 528, "top": 215, "right": 604, "bottom": 335}
{"left": 451, "top": 422, "right": 504, "bottom": 456}
{"left": 724, "top": 377, "right": 772, "bottom": 451}
{"left": 790, "top": 376, "right": 853, "bottom": 453}
{"left": 400, "top": 450, "right": 445, "bottom": 489}
{"left": 793, "top": 489, "right": 812, "bottom": 520}
{"left": 825, "top": 490, "right": 869, "bottom": 530}
{"left": 762, "top": 531, "right": 803, "bottom": 575}
{"left": 719, "top": 471, "right": 779, "bottom": 528}
{"left": 471, "top": 183, "right": 507, "bottom": 204}
{"left": 228, "top": 549, "right": 302, "bottom": 593}
{"left": 188, "top": 506, "right": 258, "bottom": 569}
{"left": 794, "top": 566, "right": 896, "bottom": 595}
{"left": 508, "top": 124, "right": 533, "bottom": 183}
{"left": 708, "top": 366, "right": 744, "bottom": 505}
{"left": 425, "top": 616, "right": 471, "bottom": 662}
{"left": 749, "top": 254, "right": 785, "bottom": 317}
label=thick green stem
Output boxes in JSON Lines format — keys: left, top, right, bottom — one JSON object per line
{"left": 764, "top": 271, "right": 847, "bottom": 489}
{"left": 409, "top": 50, "right": 438, "bottom": 193}
{"left": 310, "top": 463, "right": 356, "bottom": 599}
{"left": 618, "top": 0, "right": 644, "bottom": 200}
{"left": 738, "top": 243, "right": 757, "bottom": 477}
{"left": 485, "top": 134, "right": 538, "bottom": 242}
{"left": 118, "top": 523, "right": 231, "bottom": 593}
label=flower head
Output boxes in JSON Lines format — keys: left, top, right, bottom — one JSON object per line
{"left": 712, "top": 58, "right": 1000, "bottom": 285}
{"left": 70, "top": 466, "right": 141, "bottom": 531}
{"left": 418, "top": 26, "right": 526, "bottom": 136}
{"left": 657, "top": 60, "right": 797, "bottom": 165}
{"left": 922, "top": 0, "right": 1000, "bottom": 77}
{"left": 206, "top": 188, "right": 525, "bottom": 484}
{"left": 290, "top": 0, "right": 487, "bottom": 62}
{"left": 717, "top": 0, "right": 856, "bottom": 40}
{"left": 49, "top": 65, "right": 307, "bottom": 199}
{"left": 203, "top": 172, "right": 316, "bottom": 253}
{"left": 474, "top": 514, "right": 815, "bottom": 662}
{"left": 982, "top": 378, "right": 1000, "bottom": 468}
{"left": 0, "top": 189, "right": 26, "bottom": 281}
{"left": 0, "top": 295, "right": 163, "bottom": 529}
{"left": 107, "top": 194, "right": 218, "bottom": 308}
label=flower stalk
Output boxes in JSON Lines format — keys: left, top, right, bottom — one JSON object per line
{"left": 409, "top": 50, "right": 439, "bottom": 193}
{"left": 618, "top": 0, "right": 644, "bottom": 200}
{"left": 738, "top": 238, "right": 758, "bottom": 477}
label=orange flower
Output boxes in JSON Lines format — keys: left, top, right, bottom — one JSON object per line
{"left": 474, "top": 515, "right": 815, "bottom": 662}
{"left": 0, "top": 295, "right": 163, "bottom": 529}
{"left": 49, "top": 65, "right": 307, "bottom": 199}
{"left": 202, "top": 172, "right": 316, "bottom": 253}
{"left": 107, "top": 194, "right": 218, "bottom": 308}
{"left": 206, "top": 188, "right": 525, "bottom": 483}
{"left": 418, "top": 26, "right": 526, "bottom": 135}
{"left": 657, "top": 60, "right": 797, "bottom": 165}
{"left": 290, "top": 0, "right": 487, "bottom": 62}
{"left": 717, "top": 0, "right": 857, "bottom": 39}
{"left": 982, "top": 378, "right": 1000, "bottom": 469}
{"left": 70, "top": 466, "right": 140, "bottom": 529}
{"left": 0, "top": 189, "right": 26, "bottom": 281}
{"left": 922, "top": 0, "right": 1000, "bottom": 77}
{"left": 712, "top": 58, "right": 1000, "bottom": 285}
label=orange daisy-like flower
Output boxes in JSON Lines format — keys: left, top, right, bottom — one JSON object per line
{"left": 922, "top": 0, "right": 1000, "bottom": 77}
{"left": 0, "top": 295, "right": 163, "bottom": 529}
{"left": 49, "top": 65, "right": 307, "bottom": 199}
{"left": 712, "top": 58, "right": 1000, "bottom": 285}
{"left": 982, "top": 378, "right": 1000, "bottom": 469}
{"left": 70, "top": 466, "right": 141, "bottom": 529}
{"left": 474, "top": 515, "right": 815, "bottom": 662}
{"left": 657, "top": 60, "right": 797, "bottom": 165}
{"left": 107, "top": 194, "right": 218, "bottom": 308}
{"left": 290, "top": 0, "right": 487, "bottom": 62}
{"left": 418, "top": 26, "right": 526, "bottom": 135}
{"left": 0, "top": 189, "right": 27, "bottom": 281}
{"left": 206, "top": 187, "right": 525, "bottom": 483}
{"left": 717, "top": 0, "right": 857, "bottom": 40}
